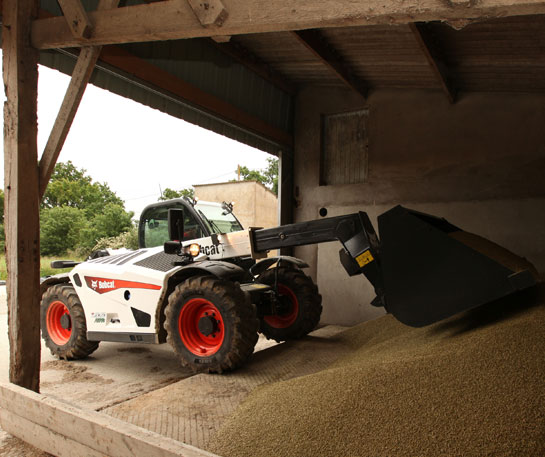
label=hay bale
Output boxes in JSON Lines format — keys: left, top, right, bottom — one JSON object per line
{"left": 209, "top": 287, "right": 545, "bottom": 457}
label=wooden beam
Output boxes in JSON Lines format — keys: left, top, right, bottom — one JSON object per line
{"left": 410, "top": 22, "right": 456, "bottom": 103}
{"left": 293, "top": 29, "right": 368, "bottom": 99}
{"left": 0, "top": 382, "right": 221, "bottom": 457}
{"left": 98, "top": 46, "right": 293, "bottom": 147}
{"left": 38, "top": 47, "right": 101, "bottom": 198}
{"left": 186, "top": 0, "right": 228, "bottom": 27}
{"left": 38, "top": 0, "right": 121, "bottom": 199}
{"left": 31, "top": 0, "right": 545, "bottom": 50}
{"left": 211, "top": 39, "right": 297, "bottom": 95}
{"left": 2, "top": 0, "right": 41, "bottom": 392}
{"left": 57, "top": 0, "right": 93, "bottom": 39}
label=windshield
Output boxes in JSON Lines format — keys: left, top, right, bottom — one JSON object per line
{"left": 195, "top": 203, "right": 243, "bottom": 234}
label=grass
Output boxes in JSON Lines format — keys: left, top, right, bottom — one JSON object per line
{"left": 0, "top": 254, "right": 84, "bottom": 281}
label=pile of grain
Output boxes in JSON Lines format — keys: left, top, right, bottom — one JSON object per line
{"left": 209, "top": 287, "right": 545, "bottom": 457}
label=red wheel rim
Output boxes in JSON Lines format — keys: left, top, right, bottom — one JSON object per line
{"left": 46, "top": 300, "right": 72, "bottom": 345}
{"left": 179, "top": 298, "right": 225, "bottom": 356}
{"left": 265, "top": 284, "right": 299, "bottom": 328}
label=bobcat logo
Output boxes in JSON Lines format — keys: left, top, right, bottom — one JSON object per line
{"left": 91, "top": 280, "right": 98, "bottom": 290}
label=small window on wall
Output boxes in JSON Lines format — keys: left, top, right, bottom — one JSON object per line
{"left": 320, "top": 109, "right": 369, "bottom": 186}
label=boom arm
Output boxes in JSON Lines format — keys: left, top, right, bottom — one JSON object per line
{"left": 252, "top": 213, "right": 385, "bottom": 304}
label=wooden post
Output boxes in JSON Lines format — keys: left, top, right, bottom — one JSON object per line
{"left": 2, "top": 0, "right": 41, "bottom": 392}
{"left": 278, "top": 149, "right": 294, "bottom": 255}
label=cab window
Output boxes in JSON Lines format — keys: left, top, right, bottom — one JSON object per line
{"left": 141, "top": 206, "right": 206, "bottom": 248}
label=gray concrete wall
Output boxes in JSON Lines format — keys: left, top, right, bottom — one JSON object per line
{"left": 294, "top": 87, "right": 545, "bottom": 326}
{"left": 194, "top": 181, "right": 278, "bottom": 229}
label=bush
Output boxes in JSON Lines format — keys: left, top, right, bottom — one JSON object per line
{"left": 92, "top": 226, "right": 139, "bottom": 252}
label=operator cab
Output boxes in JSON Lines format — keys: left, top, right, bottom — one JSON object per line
{"left": 138, "top": 198, "right": 243, "bottom": 249}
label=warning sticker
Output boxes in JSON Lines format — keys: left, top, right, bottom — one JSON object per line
{"left": 355, "top": 250, "right": 374, "bottom": 268}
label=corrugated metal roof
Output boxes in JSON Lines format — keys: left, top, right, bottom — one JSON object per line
{"left": 38, "top": 0, "right": 293, "bottom": 156}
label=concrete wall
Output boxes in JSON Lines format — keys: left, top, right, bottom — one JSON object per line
{"left": 293, "top": 87, "right": 545, "bottom": 326}
{"left": 194, "top": 181, "right": 278, "bottom": 229}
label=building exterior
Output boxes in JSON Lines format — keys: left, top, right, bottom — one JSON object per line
{"left": 194, "top": 181, "right": 278, "bottom": 230}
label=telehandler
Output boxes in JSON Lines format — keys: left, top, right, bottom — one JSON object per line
{"left": 41, "top": 198, "right": 540, "bottom": 372}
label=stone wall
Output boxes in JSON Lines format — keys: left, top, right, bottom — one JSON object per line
{"left": 293, "top": 87, "right": 545, "bottom": 325}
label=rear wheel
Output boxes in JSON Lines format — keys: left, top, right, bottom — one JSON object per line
{"left": 40, "top": 284, "right": 99, "bottom": 360}
{"left": 257, "top": 266, "right": 322, "bottom": 342}
{"left": 165, "top": 276, "right": 259, "bottom": 373}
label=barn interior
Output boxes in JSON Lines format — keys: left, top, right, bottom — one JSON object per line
{"left": 1, "top": 0, "right": 544, "bottom": 455}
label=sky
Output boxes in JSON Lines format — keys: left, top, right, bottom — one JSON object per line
{"left": 0, "top": 56, "right": 272, "bottom": 218}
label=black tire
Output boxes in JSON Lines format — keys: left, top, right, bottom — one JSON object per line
{"left": 165, "top": 276, "right": 259, "bottom": 373}
{"left": 40, "top": 284, "right": 99, "bottom": 360}
{"left": 257, "top": 266, "right": 322, "bottom": 342}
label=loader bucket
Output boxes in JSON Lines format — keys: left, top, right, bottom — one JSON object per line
{"left": 378, "top": 206, "right": 540, "bottom": 327}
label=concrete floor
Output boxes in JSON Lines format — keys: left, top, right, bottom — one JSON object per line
{"left": 0, "top": 287, "right": 346, "bottom": 456}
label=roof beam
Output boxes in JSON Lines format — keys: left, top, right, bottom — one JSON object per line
{"left": 293, "top": 29, "right": 368, "bottom": 99}
{"left": 410, "top": 22, "right": 456, "bottom": 104}
{"left": 31, "top": 0, "right": 545, "bottom": 50}
{"left": 57, "top": 0, "right": 93, "bottom": 39}
{"left": 97, "top": 46, "right": 293, "bottom": 147}
{"left": 211, "top": 39, "right": 297, "bottom": 95}
{"left": 38, "top": 0, "right": 121, "bottom": 199}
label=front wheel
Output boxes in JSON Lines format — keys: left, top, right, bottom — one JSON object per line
{"left": 257, "top": 266, "right": 322, "bottom": 342}
{"left": 40, "top": 284, "right": 99, "bottom": 360}
{"left": 165, "top": 276, "right": 259, "bottom": 373}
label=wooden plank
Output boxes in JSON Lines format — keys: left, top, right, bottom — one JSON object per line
{"left": 98, "top": 46, "right": 293, "bottom": 147}
{"left": 0, "top": 410, "right": 105, "bottom": 457}
{"left": 0, "top": 382, "right": 221, "bottom": 457}
{"left": 186, "top": 0, "right": 228, "bottom": 27}
{"left": 293, "top": 29, "right": 368, "bottom": 99}
{"left": 410, "top": 22, "right": 456, "bottom": 103}
{"left": 38, "top": 0, "right": 120, "bottom": 199}
{"left": 3, "top": 0, "right": 41, "bottom": 393}
{"left": 57, "top": 0, "right": 93, "bottom": 39}
{"left": 30, "top": 0, "right": 545, "bottom": 49}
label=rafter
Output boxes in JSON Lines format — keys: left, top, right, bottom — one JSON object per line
{"left": 31, "top": 0, "right": 545, "bottom": 50}
{"left": 410, "top": 22, "right": 456, "bottom": 104}
{"left": 293, "top": 29, "right": 367, "bottom": 99}
{"left": 97, "top": 46, "right": 293, "bottom": 147}
{"left": 57, "top": 0, "right": 93, "bottom": 39}
{"left": 211, "top": 39, "right": 297, "bottom": 95}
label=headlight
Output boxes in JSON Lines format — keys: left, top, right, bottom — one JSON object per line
{"left": 186, "top": 244, "right": 200, "bottom": 257}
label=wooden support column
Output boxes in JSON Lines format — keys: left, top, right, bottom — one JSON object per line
{"left": 278, "top": 149, "right": 294, "bottom": 255}
{"left": 2, "top": 0, "right": 41, "bottom": 392}
{"left": 38, "top": 0, "right": 120, "bottom": 198}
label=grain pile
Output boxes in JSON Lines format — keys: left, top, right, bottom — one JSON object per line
{"left": 209, "top": 287, "right": 545, "bottom": 457}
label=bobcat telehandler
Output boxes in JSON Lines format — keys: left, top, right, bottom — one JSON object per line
{"left": 40, "top": 198, "right": 540, "bottom": 372}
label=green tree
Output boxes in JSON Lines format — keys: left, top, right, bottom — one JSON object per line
{"left": 42, "top": 161, "right": 124, "bottom": 217}
{"left": 236, "top": 157, "right": 278, "bottom": 195}
{"left": 40, "top": 161, "right": 134, "bottom": 256}
{"left": 40, "top": 206, "right": 89, "bottom": 256}
{"left": 159, "top": 187, "right": 195, "bottom": 201}
{"left": 88, "top": 203, "right": 134, "bottom": 240}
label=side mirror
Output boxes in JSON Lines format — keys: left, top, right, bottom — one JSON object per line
{"left": 168, "top": 208, "right": 185, "bottom": 241}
